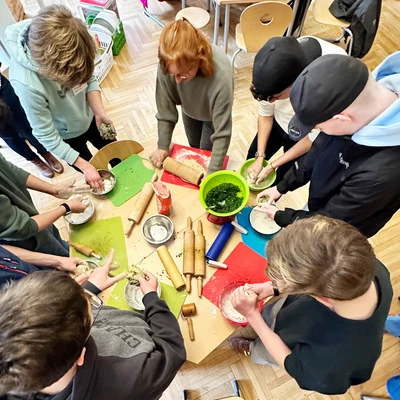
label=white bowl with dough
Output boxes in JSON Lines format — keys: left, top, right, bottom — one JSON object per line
{"left": 249, "top": 208, "right": 281, "bottom": 235}
{"left": 124, "top": 282, "right": 162, "bottom": 310}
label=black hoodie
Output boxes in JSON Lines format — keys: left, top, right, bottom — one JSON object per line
{"left": 274, "top": 132, "right": 400, "bottom": 237}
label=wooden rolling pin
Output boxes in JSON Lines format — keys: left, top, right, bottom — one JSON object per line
{"left": 68, "top": 241, "right": 102, "bottom": 260}
{"left": 157, "top": 245, "right": 186, "bottom": 290}
{"left": 194, "top": 220, "right": 206, "bottom": 298}
{"left": 125, "top": 173, "right": 158, "bottom": 236}
{"left": 163, "top": 157, "right": 204, "bottom": 186}
{"left": 183, "top": 217, "right": 195, "bottom": 293}
{"left": 181, "top": 303, "right": 197, "bottom": 341}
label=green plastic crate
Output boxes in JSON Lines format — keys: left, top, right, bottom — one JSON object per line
{"left": 112, "top": 20, "right": 126, "bottom": 56}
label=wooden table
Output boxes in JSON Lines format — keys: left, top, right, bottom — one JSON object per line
{"left": 78, "top": 147, "right": 253, "bottom": 365}
{"left": 213, "top": 0, "right": 304, "bottom": 54}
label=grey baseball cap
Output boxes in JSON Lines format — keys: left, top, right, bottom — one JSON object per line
{"left": 288, "top": 54, "right": 369, "bottom": 141}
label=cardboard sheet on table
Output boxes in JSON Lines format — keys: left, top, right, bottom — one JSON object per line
{"left": 108, "top": 154, "right": 155, "bottom": 206}
{"left": 161, "top": 144, "right": 229, "bottom": 190}
{"left": 203, "top": 242, "right": 269, "bottom": 307}
{"left": 70, "top": 216, "right": 129, "bottom": 270}
{"left": 107, "top": 282, "right": 187, "bottom": 318}
{"left": 236, "top": 207, "right": 277, "bottom": 257}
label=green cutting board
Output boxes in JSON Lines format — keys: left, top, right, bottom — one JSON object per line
{"left": 70, "top": 216, "right": 129, "bottom": 272}
{"left": 108, "top": 154, "right": 155, "bottom": 207}
{"left": 107, "top": 281, "right": 187, "bottom": 318}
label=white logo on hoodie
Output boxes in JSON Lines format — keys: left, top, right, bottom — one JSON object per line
{"left": 339, "top": 152, "right": 350, "bottom": 169}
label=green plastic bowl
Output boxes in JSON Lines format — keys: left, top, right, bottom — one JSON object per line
{"left": 199, "top": 171, "right": 250, "bottom": 217}
{"left": 239, "top": 158, "right": 276, "bottom": 192}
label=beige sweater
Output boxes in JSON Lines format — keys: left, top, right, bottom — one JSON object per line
{"left": 155, "top": 46, "right": 233, "bottom": 173}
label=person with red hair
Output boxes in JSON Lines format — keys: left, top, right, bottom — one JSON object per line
{"left": 150, "top": 18, "right": 234, "bottom": 175}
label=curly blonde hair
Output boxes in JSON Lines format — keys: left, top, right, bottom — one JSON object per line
{"left": 266, "top": 216, "right": 375, "bottom": 300}
{"left": 158, "top": 18, "right": 214, "bottom": 78}
{"left": 28, "top": 5, "right": 97, "bottom": 88}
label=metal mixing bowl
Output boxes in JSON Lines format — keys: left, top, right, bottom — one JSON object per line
{"left": 64, "top": 198, "right": 95, "bottom": 225}
{"left": 92, "top": 169, "right": 116, "bottom": 195}
{"left": 124, "top": 281, "right": 162, "bottom": 310}
{"left": 142, "top": 214, "right": 174, "bottom": 245}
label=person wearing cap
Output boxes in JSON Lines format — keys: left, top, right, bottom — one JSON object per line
{"left": 247, "top": 36, "right": 346, "bottom": 185}
{"left": 257, "top": 52, "right": 400, "bottom": 238}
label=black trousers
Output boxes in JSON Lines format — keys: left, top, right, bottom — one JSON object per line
{"left": 0, "top": 75, "right": 49, "bottom": 161}
{"left": 64, "top": 118, "right": 116, "bottom": 170}
{"left": 247, "top": 118, "right": 299, "bottom": 183}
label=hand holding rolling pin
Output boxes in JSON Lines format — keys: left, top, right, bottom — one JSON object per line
{"left": 150, "top": 149, "right": 169, "bottom": 168}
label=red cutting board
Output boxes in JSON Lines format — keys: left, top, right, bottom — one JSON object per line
{"left": 203, "top": 242, "right": 269, "bottom": 307}
{"left": 161, "top": 144, "right": 229, "bottom": 190}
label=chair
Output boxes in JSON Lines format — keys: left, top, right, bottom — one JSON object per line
{"left": 89, "top": 140, "right": 144, "bottom": 169}
{"left": 311, "top": 0, "right": 354, "bottom": 55}
{"left": 231, "top": 1, "right": 293, "bottom": 67}
{"left": 176, "top": 7, "right": 211, "bottom": 28}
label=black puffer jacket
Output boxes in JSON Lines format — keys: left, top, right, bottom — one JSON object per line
{"left": 329, "top": 0, "right": 382, "bottom": 58}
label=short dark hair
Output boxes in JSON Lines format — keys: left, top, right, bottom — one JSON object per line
{"left": 0, "top": 99, "right": 12, "bottom": 130}
{"left": 0, "top": 271, "right": 91, "bottom": 396}
{"left": 266, "top": 216, "right": 376, "bottom": 300}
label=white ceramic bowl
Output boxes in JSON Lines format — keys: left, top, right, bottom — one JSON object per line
{"left": 249, "top": 207, "right": 281, "bottom": 235}
{"left": 124, "top": 282, "right": 162, "bottom": 310}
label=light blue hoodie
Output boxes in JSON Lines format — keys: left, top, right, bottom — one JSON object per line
{"left": 352, "top": 51, "right": 400, "bottom": 147}
{"left": 4, "top": 20, "right": 100, "bottom": 164}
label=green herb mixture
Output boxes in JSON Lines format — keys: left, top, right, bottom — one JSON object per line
{"left": 205, "top": 183, "right": 243, "bottom": 213}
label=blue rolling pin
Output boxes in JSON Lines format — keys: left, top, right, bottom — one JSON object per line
{"left": 206, "top": 222, "right": 235, "bottom": 261}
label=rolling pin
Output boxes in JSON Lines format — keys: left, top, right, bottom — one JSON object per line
{"left": 68, "top": 241, "right": 102, "bottom": 260}
{"left": 163, "top": 157, "right": 204, "bottom": 186}
{"left": 157, "top": 245, "right": 186, "bottom": 290}
{"left": 194, "top": 220, "right": 206, "bottom": 298}
{"left": 181, "top": 303, "right": 197, "bottom": 341}
{"left": 183, "top": 217, "right": 195, "bottom": 293}
{"left": 125, "top": 173, "right": 158, "bottom": 236}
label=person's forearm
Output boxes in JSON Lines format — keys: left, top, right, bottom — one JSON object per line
{"left": 257, "top": 115, "right": 274, "bottom": 154}
{"left": 26, "top": 174, "right": 56, "bottom": 196}
{"left": 87, "top": 90, "right": 105, "bottom": 116}
{"left": 272, "top": 136, "right": 312, "bottom": 169}
{"left": 247, "top": 311, "right": 291, "bottom": 367}
{"left": 73, "top": 156, "right": 92, "bottom": 173}
{"left": 1, "top": 245, "right": 64, "bottom": 267}
{"left": 31, "top": 205, "right": 66, "bottom": 231}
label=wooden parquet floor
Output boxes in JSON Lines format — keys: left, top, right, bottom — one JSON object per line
{"left": 2, "top": 0, "right": 400, "bottom": 398}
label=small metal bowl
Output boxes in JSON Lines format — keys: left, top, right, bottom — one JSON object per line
{"left": 124, "top": 281, "right": 162, "bottom": 310}
{"left": 92, "top": 169, "right": 116, "bottom": 195}
{"left": 142, "top": 214, "right": 174, "bottom": 245}
{"left": 64, "top": 198, "right": 95, "bottom": 225}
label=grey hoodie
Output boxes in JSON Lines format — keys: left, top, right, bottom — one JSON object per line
{"left": 5, "top": 292, "right": 186, "bottom": 400}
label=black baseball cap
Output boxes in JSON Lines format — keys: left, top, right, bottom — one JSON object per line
{"left": 252, "top": 36, "right": 322, "bottom": 99}
{"left": 288, "top": 54, "right": 369, "bottom": 141}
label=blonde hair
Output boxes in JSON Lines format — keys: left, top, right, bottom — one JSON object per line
{"left": 266, "top": 216, "right": 375, "bottom": 300}
{"left": 158, "top": 18, "right": 214, "bottom": 78}
{"left": 28, "top": 5, "right": 97, "bottom": 88}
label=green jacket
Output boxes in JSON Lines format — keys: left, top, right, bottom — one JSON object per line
{"left": 0, "top": 154, "right": 68, "bottom": 256}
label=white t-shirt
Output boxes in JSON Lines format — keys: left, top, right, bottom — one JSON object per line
{"left": 258, "top": 36, "right": 347, "bottom": 141}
